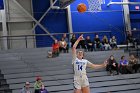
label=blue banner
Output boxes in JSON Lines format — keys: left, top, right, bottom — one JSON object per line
{"left": 0, "top": 0, "right": 4, "bottom": 9}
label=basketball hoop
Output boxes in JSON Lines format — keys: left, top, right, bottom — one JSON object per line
{"left": 87, "top": 0, "right": 103, "bottom": 12}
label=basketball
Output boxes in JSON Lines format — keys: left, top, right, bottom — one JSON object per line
{"left": 77, "top": 3, "right": 87, "bottom": 13}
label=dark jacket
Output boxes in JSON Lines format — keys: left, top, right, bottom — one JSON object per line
{"left": 108, "top": 58, "right": 117, "bottom": 65}
{"left": 39, "top": 89, "right": 48, "bottom": 93}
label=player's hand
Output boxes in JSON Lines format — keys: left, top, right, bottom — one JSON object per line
{"left": 78, "top": 34, "right": 83, "bottom": 40}
{"left": 104, "top": 60, "right": 108, "bottom": 67}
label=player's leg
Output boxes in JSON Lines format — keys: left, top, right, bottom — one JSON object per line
{"left": 74, "top": 77, "right": 81, "bottom": 93}
{"left": 81, "top": 76, "right": 90, "bottom": 93}
{"left": 74, "top": 89, "right": 81, "bottom": 93}
{"left": 81, "top": 86, "right": 90, "bottom": 93}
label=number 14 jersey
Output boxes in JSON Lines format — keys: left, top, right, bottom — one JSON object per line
{"left": 72, "top": 58, "right": 92, "bottom": 77}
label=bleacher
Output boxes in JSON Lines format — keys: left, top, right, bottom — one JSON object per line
{"left": 0, "top": 48, "right": 140, "bottom": 93}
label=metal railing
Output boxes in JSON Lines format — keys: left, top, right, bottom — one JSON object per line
{"left": 0, "top": 31, "right": 112, "bottom": 50}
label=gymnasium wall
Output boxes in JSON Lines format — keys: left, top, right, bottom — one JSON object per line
{"left": 0, "top": 0, "right": 4, "bottom": 9}
{"left": 32, "top": 0, "right": 68, "bottom": 47}
{"left": 129, "top": 0, "right": 140, "bottom": 43}
{"left": 70, "top": 0, "right": 126, "bottom": 44}
{"left": 0, "top": 0, "right": 34, "bottom": 49}
{"left": 33, "top": 0, "right": 140, "bottom": 47}
{"left": 129, "top": 0, "right": 140, "bottom": 30}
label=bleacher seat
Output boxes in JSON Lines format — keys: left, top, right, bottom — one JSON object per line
{"left": 0, "top": 48, "right": 140, "bottom": 93}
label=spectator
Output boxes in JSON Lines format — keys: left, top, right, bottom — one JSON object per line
{"left": 110, "top": 36, "right": 118, "bottom": 49}
{"left": 127, "top": 32, "right": 138, "bottom": 48}
{"left": 102, "top": 35, "right": 111, "bottom": 50}
{"left": 120, "top": 56, "right": 131, "bottom": 74}
{"left": 126, "top": 32, "right": 134, "bottom": 45}
{"left": 34, "top": 76, "right": 43, "bottom": 93}
{"left": 39, "top": 85, "right": 48, "bottom": 93}
{"left": 52, "top": 39, "right": 60, "bottom": 57}
{"left": 106, "top": 55, "right": 119, "bottom": 75}
{"left": 128, "top": 54, "right": 139, "bottom": 73}
{"left": 70, "top": 34, "right": 77, "bottom": 48}
{"left": 62, "top": 33, "right": 69, "bottom": 52}
{"left": 21, "top": 82, "right": 32, "bottom": 93}
{"left": 93, "top": 34, "right": 103, "bottom": 51}
{"left": 85, "top": 36, "right": 93, "bottom": 51}
{"left": 59, "top": 37, "right": 68, "bottom": 53}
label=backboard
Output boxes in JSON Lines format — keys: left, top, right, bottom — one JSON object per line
{"left": 51, "top": 0, "right": 76, "bottom": 9}
{"left": 59, "top": 0, "right": 76, "bottom": 9}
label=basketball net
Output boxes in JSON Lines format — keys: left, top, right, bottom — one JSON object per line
{"left": 87, "top": 0, "right": 102, "bottom": 12}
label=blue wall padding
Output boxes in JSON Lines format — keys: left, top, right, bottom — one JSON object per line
{"left": 130, "top": 14, "right": 140, "bottom": 19}
{"left": 70, "top": 0, "right": 125, "bottom": 44}
{"left": 33, "top": 0, "right": 139, "bottom": 47}
{"left": 0, "top": 0, "right": 4, "bottom": 9}
{"left": 33, "top": 0, "right": 68, "bottom": 47}
{"left": 33, "top": 0, "right": 50, "bottom": 20}
{"left": 129, "top": 0, "right": 140, "bottom": 30}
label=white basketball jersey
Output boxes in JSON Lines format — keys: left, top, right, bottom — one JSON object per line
{"left": 72, "top": 58, "right": 92, "bottom": 76}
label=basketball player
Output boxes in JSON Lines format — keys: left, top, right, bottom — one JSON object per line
{"left": 72, "top": 34, "right": 106, "bottom": 93}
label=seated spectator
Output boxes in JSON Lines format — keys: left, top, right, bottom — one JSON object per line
{"left": 85, "top": 36, "right": 93, "bottom": 51}
{"left": 70, "top": 34, "right": 77, "bottom": 48}
{"left": 126, "top": 32, "right": 139, "bottom": 49}
{"left": 52, "top": 39, "right": 60, "bottom": 57}
{"left": 120, "top": 56, "right": 131, "bottom": 74}
{"left": 126, "top": 32, "right": 134, "bottom": 45}
{"left": 128, "top": 54, "right": 140, "bottom": 73}
{"left": 21, "top": 82, "right": 32, "bottom": 93}
{"left": 39, "top": 85, "right": 48, "bottom": 93}
{"left": 110, "top": 36, "right": 118, "bottom": 49}
{"left": 93, "top": 34, "right": 103, "bottom": 51}
{"left": 106, "top": 55, "right": 119, "bottom": 75}
{"left": 102, "top": 35, "right": 111, "bottom": 50}
{"left": 59, "top": 37, "right": 68, "bottom": 53}
{"left": 62, "top": 33, "right": 69, "bottom": 52}
{"left": 34, "top": 76, "right": 43, "bottom": 93}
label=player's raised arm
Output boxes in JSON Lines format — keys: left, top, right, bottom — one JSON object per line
{"left": 72, "top": 34, "right": 83, "bottom": 58}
